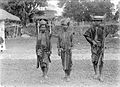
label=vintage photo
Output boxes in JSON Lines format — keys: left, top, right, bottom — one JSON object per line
{"left": 0, "top": 0, "right": 120, "bottom": 87}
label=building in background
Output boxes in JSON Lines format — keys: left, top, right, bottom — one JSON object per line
{"left": 0, "top": 9, "right": 20, "bottom": 51}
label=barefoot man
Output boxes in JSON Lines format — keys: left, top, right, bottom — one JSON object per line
{"left": 84, "top": 16, "right": 109, "bottom": 81}
{"left": 57, "top": 18, "right": 74, "bottom": 81}
{"left": 36, "top": 17, "right": 52, "bottom": 79}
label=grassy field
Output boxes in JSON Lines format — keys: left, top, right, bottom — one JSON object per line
{"left": 0, "top": 36, "right": 120, "bottom": 87}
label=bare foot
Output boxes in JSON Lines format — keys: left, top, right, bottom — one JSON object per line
{"left": 98, "top": 76, "right": 103, "bottom": 82}
{"left": 36, "top": 65, "right": 39, "bottom": 69}
{"left": 36, "top": 63, "right": 39, "bottom": 68}
{"left": 93, "top": 74, "right": 99, "bottom": 79}
{"left": 94, "top": 74, "right": 103, "bottom": 82}
{"left": 63, "top": 76, "right": 70, "bottom": 82}
{"left": 42, "top": 75, "right": 48, "bottom": 79}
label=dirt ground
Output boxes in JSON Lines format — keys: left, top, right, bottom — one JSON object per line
{"left": 0, "top": 37, "right": 120, "bottom": 87}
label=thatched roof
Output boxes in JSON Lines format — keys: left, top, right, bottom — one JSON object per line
{"left": 0, "top": 9, "right": 20, "bottom": 21}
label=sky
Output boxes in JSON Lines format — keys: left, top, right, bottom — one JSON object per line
{"left": 111, "top": 0, "right": 120, "bottom": 10}
{"left": 48, "top": 0, "right": 120, "bottom": 16}
{"left": 47, "top": 0, "right": 63, "bottom": 16}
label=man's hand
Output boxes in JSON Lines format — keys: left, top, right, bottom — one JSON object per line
{"left": 37, "top": 49, "right": 42, "bottom": 57}
{"left": 92, "top": 40, "right": 97, "bottom": 45}
{"left": 92, "top": 40, "right": 102, "bottom": 47}
{"left": 97, "top": 41, "right": 102, "bottom": 47}
{"left": 58, "top": 48, "right": 62, "bottom": 56}
{"left": 47, "top": 51, "right": 52, "bottom": 55}
{"left": 69, "top": 47, "right": 73, "bottom": 50}
{"left": 59, "top": 48, "right": 63, "bottom": 51}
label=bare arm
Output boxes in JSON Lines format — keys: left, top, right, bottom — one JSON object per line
{"left": 70, "top": 33, "right": 74, "bottom": 47}
{"left": 83, "top": 28, "right": 94, "bottom": 45}
{"left": 57, "top": 35, "right": 61, "bottom": 49}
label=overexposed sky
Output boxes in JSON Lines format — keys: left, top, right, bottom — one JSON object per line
{"left": 48, "top": 0, "right": 120, "bottom": 16}
{"left": 111, "top": 0, "right": 119, "bottom": 6}
{"left": 47, "top": 0, "right": 63, "bottom": 16}
{"left": 111, "top": 0, "right": 120, "bottom": 9}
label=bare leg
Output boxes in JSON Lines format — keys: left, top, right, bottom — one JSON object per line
{"left": 41, "top": 63, "right": 49, "bottom": 79}
{"left": 93, "top": 62, "right": 99, "bottom": 79}
{"left": 43, "top": 67, "right": 48, "bottom": 79}
{"left": 98, "top": 61, "right": 103, "bottom": 81}
{"left": 64, "top": 70, "right": 67, "bottom": 78}
{"left": 95, "top": 51, "right": 104, "bottom": 81}
{"left": 92, "top": 54, "right": 98, "bottom": 78}
{"left": 36, "top": 56, "right": 40, "bottom": 68}
{"left": 64, "top": 70, "right": 71, "bottom": 82}
{"left": 99, "top": 61, "right": 103, "bottom": 76}
{"left": 93, "top": 63, "right": 97, "bottom": 75}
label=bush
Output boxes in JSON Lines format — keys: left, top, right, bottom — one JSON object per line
{"left": 106, "top": 24, "right": 119, "bottom": 35}
{"left": 23, "top": 23, "right": 36, "bottom": 36}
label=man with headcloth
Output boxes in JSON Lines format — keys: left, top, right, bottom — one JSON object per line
{"left": 36, "top": 18, "right": 52, "bottom": 79}
{"left": 84, "top": 20, "right": 109, "bottom": 81}
{"left": 57, "top": 18, "right": 74, "bottom": 81}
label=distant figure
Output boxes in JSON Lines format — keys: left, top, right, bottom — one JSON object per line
{"left": 36, "top": 18, "right": 52, "bottom": 79}
{"left": 84, "top": 22, "right": 109, "bottom": 81}
{"left": 57, "top": 18, "right": 74, "bottom": 81}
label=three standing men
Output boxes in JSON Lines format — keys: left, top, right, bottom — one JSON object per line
{"left": 35, "top": 16, "right": 108, "bottom": 81}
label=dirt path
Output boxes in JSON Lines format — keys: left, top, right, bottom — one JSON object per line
{"left": 1, "top": 37, "right": 120, "bottom": 60}
{"left": 0, "top": 37, "right": 120, "bottom": 87}
{"left": 1, "top": 59, "right": 120, "bottom": 87}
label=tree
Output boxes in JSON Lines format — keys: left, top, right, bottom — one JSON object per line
{"left": 58, "top": 0, "right": 86, "bottom": 8}
{"left": 2, "top": 0, "right": 47, "bottom": 26}
{"left": 117, "top": 1, "right": 120, "bottom": 11}
{"left": 58, "top": 0, "right": 114, "bottom": 22}
{"left": 113, "top": 11, "right": 119, "bottom": 21}
{"left": 57, "top": 0, "right": 69, "bottom": 8}
{"left": 86, "top": 0, "right": 114, "bottom": 20}
{"left": 117, "top": 1, "right": 120, "bottom": 21}
{"left": 63, "top": 1, "right": 86, "bottom": 22}
{"left": 44, "top": 10, "right": 57, "bottom": 18}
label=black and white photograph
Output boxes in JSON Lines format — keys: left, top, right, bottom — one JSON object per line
{"left": 0, "top": 0, "right": 120, "bottom": 87}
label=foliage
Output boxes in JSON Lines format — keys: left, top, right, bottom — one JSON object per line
{"left": 117, "top": 1, "right": 120, "bottom": 21}
{"left": 63, "top": 1, "right": 85, "bottom": 22}
{"left": 58, "top": 0, "right": 114, "bottom": 22}
{"left": 24, "top": 23, "right": 36, "bottom": 36}
{"left": 117, "top": 1, "right": 120, "bottom": 11}
{"left": 113, "top": 11, "right": 119, "bottom": 21}
{"left": 1, "top": 0, "right": 47, "bottom": 27}
{"left": 57, "top": 0, "right": 68, "bottom": 8}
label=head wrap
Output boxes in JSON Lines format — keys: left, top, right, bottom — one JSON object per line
{"left": 61, "top": 18, "right": 70, "bottom": 25}
{"left": 40, "top": 19, "right": 47, "bottom": 25}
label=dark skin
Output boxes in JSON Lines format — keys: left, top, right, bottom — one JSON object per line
{"left": 36, "top": 22, "right": 51, "bottom": 79}
{"left": 59, "top": 24, "right": 73, "bottom": 81}
{"left": 85, "top": 36, "right": 98, "bottom": 75}
{"left": 84, "top": 25, "right": 104, "bottom": 81}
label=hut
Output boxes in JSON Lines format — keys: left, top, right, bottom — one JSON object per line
{"left": 0, "top": 9, "right": 20, "bottom": 51}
